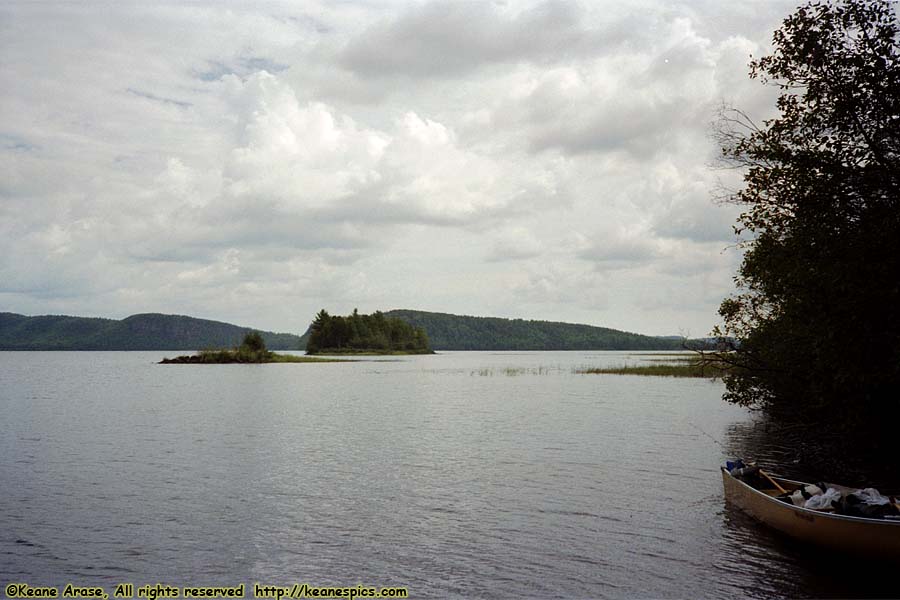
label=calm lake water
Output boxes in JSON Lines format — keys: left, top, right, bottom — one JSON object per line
{"left": 0, "top": 351, "right": 895, "bottom": 598}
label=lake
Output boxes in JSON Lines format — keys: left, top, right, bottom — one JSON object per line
{"left": 0, "top": 351, "right": 895, "bottom": 598}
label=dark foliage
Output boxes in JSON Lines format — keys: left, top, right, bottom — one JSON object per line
{"left": 380, "top": 310, "right": 691, "bottom": 351}
{"left": 714, "top": 0, "right": 900, "bottom": 430}
{"left": 305, "top": 309, "right": 432, "bottom": 354}
{"left": 240, "top": 331, "right": 267, "bottom": 354}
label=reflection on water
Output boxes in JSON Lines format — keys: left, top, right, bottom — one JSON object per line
{"left": 717, "top": 504, "right": 898, "bottom": 599}
{"left": 0, "top": 351, "right": 895, "bottom": 598}
{"left": 724, "top": 417, "right": 898, "bottom": 492}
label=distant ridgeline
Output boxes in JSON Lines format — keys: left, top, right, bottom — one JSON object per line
{"left": 305, "top": 309, "right": 433, "bottom": 354}
{"left": 3, "top": 308, "right": 695, "bottom": 352}
{"left": 0, "top": 312, "right": 303, "bottom": 351}
{"left": 380, "top": 309, "right": 688, "bottom": 351}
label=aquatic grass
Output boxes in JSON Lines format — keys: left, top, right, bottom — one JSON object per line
{"left": 624, "top": 353, "right": 696, "bottom": 357}
{"left": 311, "top": 349, "right": 435, "bottom": 356}
{"left": 574, "top": 358, "right": 731, "bottom": 378}
{"left": 263, "top": 353, "right": 346, "bottom": 363}
{"left": 161, "top": 349, "right": 346, "bottom": 364}
{"left": 470, "top": 365, "right": 561, "bottom": 376}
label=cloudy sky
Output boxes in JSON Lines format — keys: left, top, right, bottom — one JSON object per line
{"left": 1, "top": 0, "right": 798, "bottom": 337}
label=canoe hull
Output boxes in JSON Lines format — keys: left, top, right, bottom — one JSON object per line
{"left": 722, "top": 468, "right": 900, "bottom": 560}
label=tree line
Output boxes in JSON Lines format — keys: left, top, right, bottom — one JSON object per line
{"left": 305, "top": 309, "right": 432, "bottom": 354}
{"left": 384, "top": 309, "right": 689, "bottom": 351}
{"left": 713, "top": 0, "right": 899, "bottom": 433}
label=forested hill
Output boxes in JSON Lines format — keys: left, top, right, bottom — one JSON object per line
{"left": 378, "top": 310, "right": 686, "bottom": 351}
{"left": 0, "top": 312, "right": 303, "bottom": 350}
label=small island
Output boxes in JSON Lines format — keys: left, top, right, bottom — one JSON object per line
{"left": 161, "top": 332, "right": 339, "bottom": 364}
{"left": 306, "top": 309, "right": 433, "bottom": 355}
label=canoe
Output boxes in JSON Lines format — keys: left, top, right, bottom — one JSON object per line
{"left": 721, "top": 467, "right": 900, "bottom": 560}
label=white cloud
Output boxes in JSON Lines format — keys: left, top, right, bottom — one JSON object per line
{"left": 337, "top": 1, "right": 608, "bottom": 78}
{"left": 0, "top": 0, "right": 798, "bottom": 335}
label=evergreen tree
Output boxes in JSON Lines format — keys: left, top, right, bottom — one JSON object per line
{"left": 305, "top": 309, "right": 432, "bottom": 354}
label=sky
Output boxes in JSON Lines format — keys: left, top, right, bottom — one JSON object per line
{"left": 0, "top": 0, "right": 799, "bottom": 337}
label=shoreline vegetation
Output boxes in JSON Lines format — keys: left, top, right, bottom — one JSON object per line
{"left": 709, "top": 0, "right": 900, "bottom": 436}
{"left": 159, "top": 351, "right": 340, "bottom": 364}
{"left": 310, "top": 349, "right": 432, "bottom": 356}
{"left": 160, "top": 332, "right": 342, "bottom": 364}
{"left": 460, "top": 355, "right": 734, "bottom": 378}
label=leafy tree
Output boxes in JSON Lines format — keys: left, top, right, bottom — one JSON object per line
{"left": 714, "top": 0, "right": 900, "bottom": 428}
{"left": 237, "top": 331, "right": 270, "bottom": 361}
{"left": 241, "top": 331, "right": 266, "bottom": 353}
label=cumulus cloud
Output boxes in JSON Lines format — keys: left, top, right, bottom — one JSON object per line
{"left": 469, "top": 16, "right": 744, "bottom": 159}
{"left": 1, "top": 0, "right": 796, "bottom": 335}
{"left": 338, "top": 1, "right": 610, "bottom": 78}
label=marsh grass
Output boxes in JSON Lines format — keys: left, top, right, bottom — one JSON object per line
{"left": 314, "top": 349, "right": 434, "bottom": 355}
{"left": 574, "top": 356, "right": 730, "bottom": 378}
{"left": 644, "top": 356, "right": 695, "bottom": 363}
{"left": 626, "top": 353, "right": 695, "bottom": 357}
{"left": 264, "top": 353, "right": 345, "bottom": 363}
{"left": 471, "top": 366, "right": 561, "bottom": 376}
{"left": 161, "top": 349, "right": 344, "bottom": 364}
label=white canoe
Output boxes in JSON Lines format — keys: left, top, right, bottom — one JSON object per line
{"left": 721, "top": 467, "right": 900, "bottom": 560}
